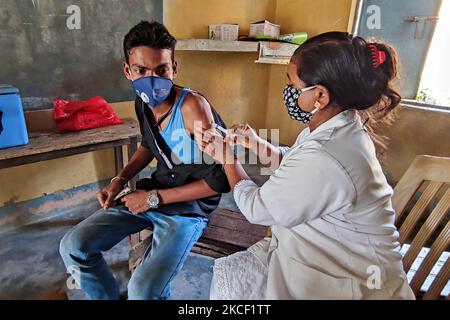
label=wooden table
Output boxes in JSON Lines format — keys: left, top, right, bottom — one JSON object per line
{"left": 0, "top": 118, "right": 141, "bottom": 187}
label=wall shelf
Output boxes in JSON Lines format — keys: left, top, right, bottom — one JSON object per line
{"left": 176, "top": 39, "right": 259, "bottom": 52}
{"left": 176, "top": 39, "right": 295, "bottom": 65}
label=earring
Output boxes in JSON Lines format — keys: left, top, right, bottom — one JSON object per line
{"left": 311, "top": 101, "right": 321, "bottom": 114}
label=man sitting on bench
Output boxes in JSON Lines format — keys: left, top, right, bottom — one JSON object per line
{"left": 59, "top": 21, "right": 230, "bottom": 300}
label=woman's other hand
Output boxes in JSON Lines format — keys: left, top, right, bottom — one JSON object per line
{"left": 226, "top": 123, "right": 260, "bottom": 150}
{"left": 194, "top": 126, "right": 235, "bottom": 164}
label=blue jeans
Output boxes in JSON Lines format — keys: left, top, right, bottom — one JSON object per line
{"left": 59, "top": 205, "right": 208, "bottom": 300}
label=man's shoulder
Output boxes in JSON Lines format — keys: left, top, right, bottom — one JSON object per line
{"left": 181, "top": 89, "right": 210, "bottom": 112}
{"left": 179, "top": 89, "right": 213, "bottom": 123}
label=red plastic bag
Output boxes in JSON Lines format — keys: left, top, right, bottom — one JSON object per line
{"left": 53, "top": 96, "right": 122, "bottom": 131}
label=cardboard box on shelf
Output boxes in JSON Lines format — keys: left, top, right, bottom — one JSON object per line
{"left": 249, "top": 20, "right": 280, "bottom": 38}
{"left": 255, "top": 42, "right": 298, "bottom": 65}
{"left": 209, "top": 24, "right": 239, "bottom": 41}
{"left": 259, "top": 42, "right": 298, "bottom": 58}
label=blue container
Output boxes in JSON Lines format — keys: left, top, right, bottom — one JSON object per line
{"left": 0, "top": 85, "right": 29, "bottom": 149}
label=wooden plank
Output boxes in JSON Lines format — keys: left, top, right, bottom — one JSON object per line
{"left": 200, "top": 222, "right": 267, "bottom": 249}
{"left": 410, "top": 219, "right": 450, "bottom": 296}
{"left": 128, "top": 232, "right": 152, "bottom": 272}
{"left": 210, "top": 207, "right": 250, "bottom": 221}
{"left": 393, "top": 155, "right": 450, "bottom": 224}
{"left": 398, "top": 181, "right": 444, "bottom": 245}
{"left": 207, "top": 213, "right": 268, "bottom": 237}
{"left": 207, "top": 208, "right": 268, "bottom": 238}
{"left": 255, "top": 57, "right": 289, "bottom": 65}
{"left": 201, "top": 208, "right": 267, "bottom": 249}
{"left": 192, "top": 242, "right": 235, "bottom": 258}
{"left": 0, "top": 139, "right": 131, "bottom": 169}
{"left": 0, "top": 119, "right": 140, "bottom": 161}
{"left": 128, "top": 233, "right": 142, "bottom": 249}
{"left": 114, "top": 146, "right": 124, "bottom": 175}
{"left": 24, "top": 109, "right": 58, "bottom": 133}
{"left": 423, "top": 257, "right": 450, "bottom": 300}
{"left": 403, "top": 189, "right": 450, "bottom": 273}
{"left": 176, "top": 39, "right": 259, "bottom": 52}
{"left": 128, "top": 137, "right": 138, "bottom": 190}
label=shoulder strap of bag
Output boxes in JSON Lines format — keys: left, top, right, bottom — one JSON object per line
{"left": 140, "top": 99, "right": 174, "bottom": 170}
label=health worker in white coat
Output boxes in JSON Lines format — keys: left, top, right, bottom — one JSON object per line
{"left": 195, "top": 32, "right": 415, "bottom": 300}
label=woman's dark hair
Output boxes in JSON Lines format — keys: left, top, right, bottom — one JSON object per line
{"left": 292, "top": 31, "right": 401, "bottom": 154}
{"left": 123, "top": 21, "right": 177, "bottom": 62}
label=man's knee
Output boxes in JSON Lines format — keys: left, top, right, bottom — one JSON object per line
{"left": 59, "top": 227, "right": 91, "bottom": 261}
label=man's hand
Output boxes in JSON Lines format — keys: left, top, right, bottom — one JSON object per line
{"left": 121, "top": 190, "right": 150, "bottom": 215}
{"left": 97, "top": 180, "right": 124, "bottom": 211}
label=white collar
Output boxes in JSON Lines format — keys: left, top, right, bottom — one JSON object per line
{"left": 301, "top": 109, "right": 358, "bottom": 140}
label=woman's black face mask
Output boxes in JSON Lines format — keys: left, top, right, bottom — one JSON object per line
{"left": 283, "top": 84, "right": 317, "bottom": 124}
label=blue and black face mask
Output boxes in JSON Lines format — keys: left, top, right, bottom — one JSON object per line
{"left": 132, "top": 76, "right": 173, "bottom": 108}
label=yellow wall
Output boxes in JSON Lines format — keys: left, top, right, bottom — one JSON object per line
{"left": 164, "top": 0, "right": 276, "bottom": 130}
{"left": 175, "top": 51, "right": 271, "bottom": 129}
{"left": 382, "top": 107, "right": 450, "bottom": 183}
{"left": 265, "top": 0, "right": 354, "bottom": 144}
{"left": 164, "top": 0, "right": 277, "bottom": 39}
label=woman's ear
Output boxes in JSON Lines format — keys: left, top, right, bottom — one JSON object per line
{"left": 123, "top": 61, "right": 132, "bottom": 81}
{"left": 315, "top": 85, "right": 331, "bottom": 109}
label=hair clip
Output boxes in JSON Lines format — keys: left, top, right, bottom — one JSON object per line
{"left": 368, "top": 44, "right": 386, "bottom": 68}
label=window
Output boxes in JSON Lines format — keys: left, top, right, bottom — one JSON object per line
{"left": 417, "top": 0, "right": 450, "bottom": 108}
{"left": 353, "top": 0, "right": 449, "bottom": 110}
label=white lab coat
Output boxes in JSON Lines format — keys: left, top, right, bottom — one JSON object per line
{"left": 213, "top": 110, "right": 414, "bottom": 300}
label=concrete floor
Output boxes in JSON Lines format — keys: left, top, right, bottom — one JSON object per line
{"left": 0, "top": 213, "right": 215, "bottom": 300}
{"left": 0, "top": 163, "right": 268, "bottom": 300}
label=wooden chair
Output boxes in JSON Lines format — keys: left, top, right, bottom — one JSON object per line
{"left": 392, "top": 155, "right": 450, "bottom": 300}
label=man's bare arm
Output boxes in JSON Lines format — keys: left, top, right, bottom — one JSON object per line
{"left": 117, "top": 145, "right": 154, "bottom": 182}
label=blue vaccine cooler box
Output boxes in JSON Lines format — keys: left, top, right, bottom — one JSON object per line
{"left": 0, "top": 85, "right": 29, "bottom": 149}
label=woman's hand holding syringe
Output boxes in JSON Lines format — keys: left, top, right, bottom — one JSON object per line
{"left": 212, "top": 123, "right": 259, "bottom": 150}
{"left": 212, "top": 123, "right": 284, "bottom": 169}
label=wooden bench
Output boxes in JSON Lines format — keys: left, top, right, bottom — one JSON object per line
{"left": 393, "top": 155, "right": 450, "bottom": 299}
{"left": 128, "top": 207, "right": 269, "bottom": 272}
{"left": 0, "top": 118, "right": 140, "bottom": 187}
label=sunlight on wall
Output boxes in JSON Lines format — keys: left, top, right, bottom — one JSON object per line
{"left": 418, "top": 0, "right": 450, "bottom": 106}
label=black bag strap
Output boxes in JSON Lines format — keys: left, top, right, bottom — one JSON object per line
{"left": 140, "top": 99, "right": 175, "bottom": 170}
